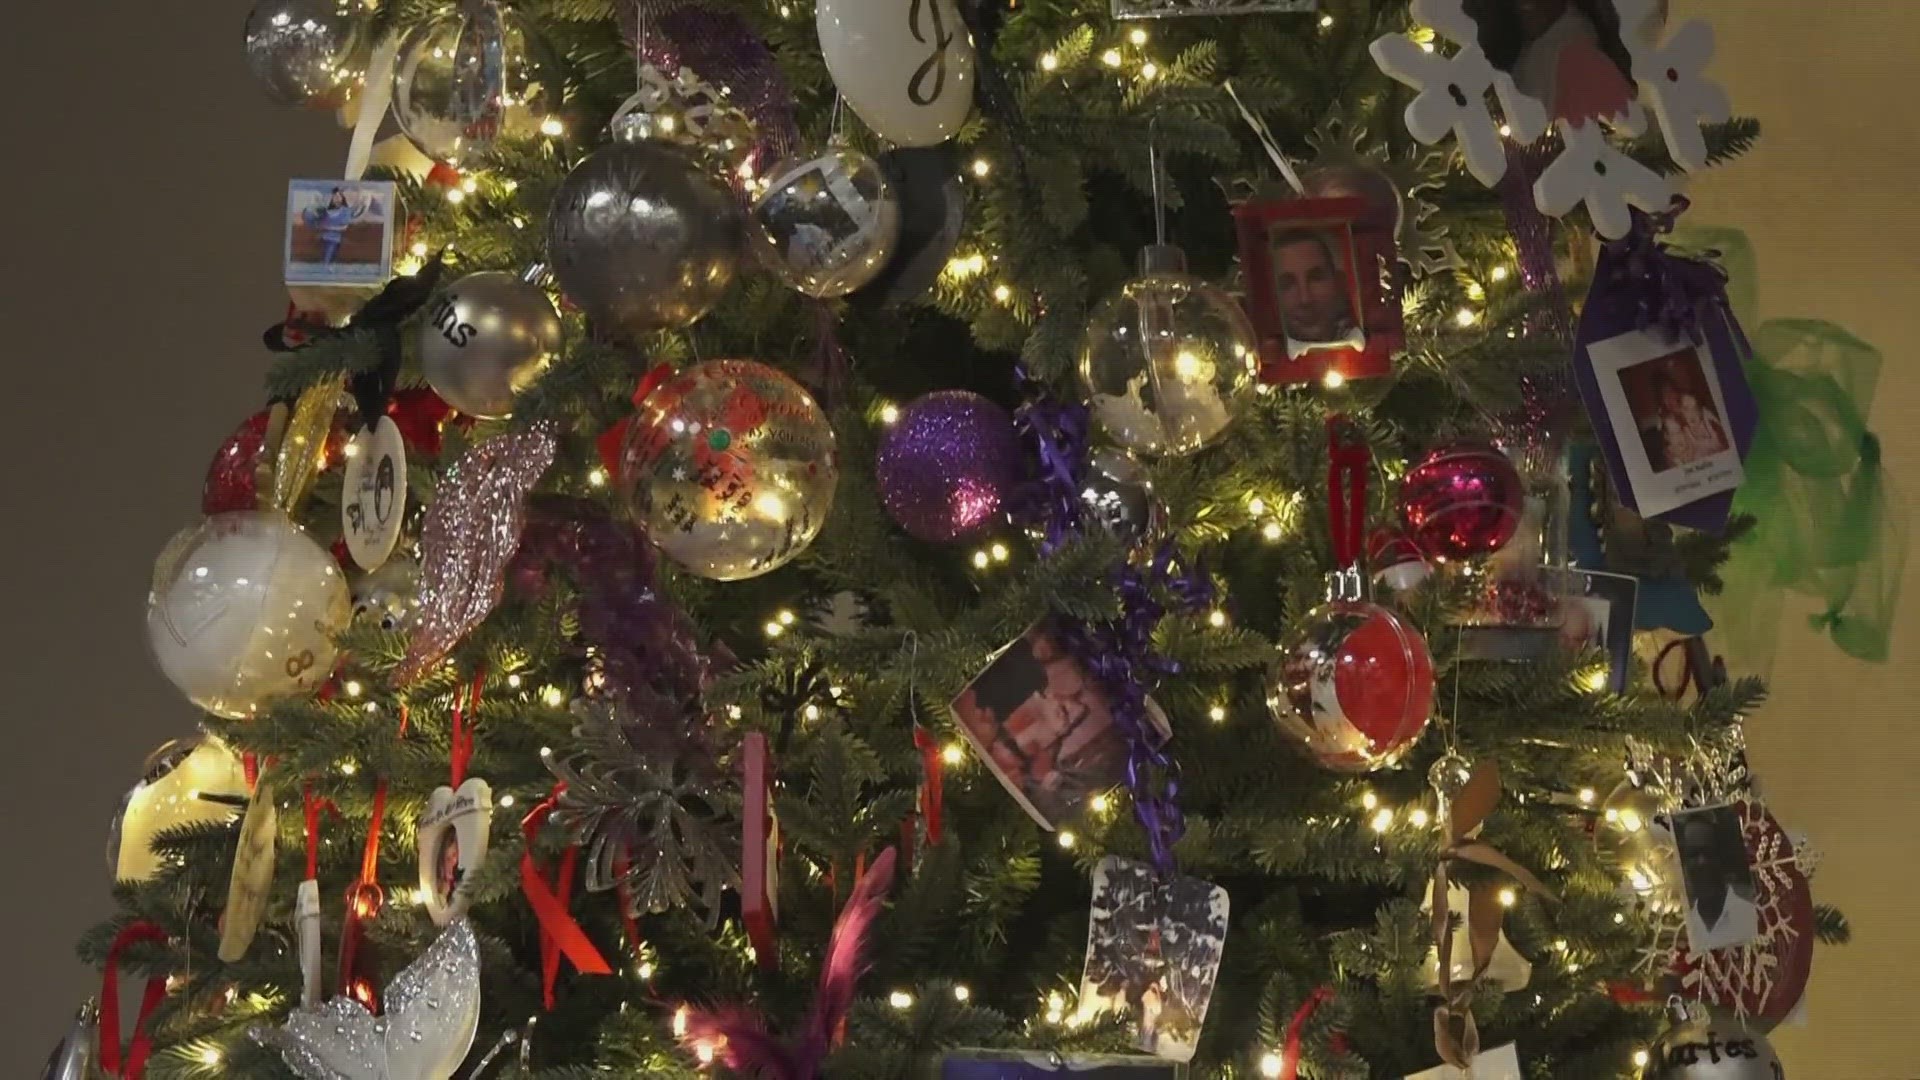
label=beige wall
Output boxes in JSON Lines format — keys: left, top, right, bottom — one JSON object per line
{"left": 1684, "top": 1, "right": 1920, "bottom": 1075}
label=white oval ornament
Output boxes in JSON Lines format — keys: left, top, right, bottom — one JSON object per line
{"left": 219, "top": 780, "right": 279, "bottom": 963}
{"left": 342, "top": 416, "right": 407, "bottom": 571}
{"left": 416, "top": 776, "right": 493, "bottom": 927}
{"left": 816, "top": 0, "right": 975, "bottom": 147}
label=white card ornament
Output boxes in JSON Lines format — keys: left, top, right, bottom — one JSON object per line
{"left": 815, "top": 0, "right": 975, "bottom": 147}
{"left": 1405, "top": 1042, "right": 1521, "bottom": 1080}
{"left": 417, "top": 777, "right": 493, "bottom": 926}
{"left": 254, "top": 918, "right": 481, "bottom": 1080}
{"left": 218, "top": 781, "right": 280, "bottom": 963}
{"left": 1371, "top": 0, "right": 1730, "bottom": 237}
{"left": 343, "top": 416, "right": 407, "bottom": 571}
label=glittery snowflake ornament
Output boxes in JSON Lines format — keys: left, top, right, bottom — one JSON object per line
{"left": 1371, "top": 0, "right": 1731, "bottom": 237}
{"left": 253, "top": 919, "right": 481, "bottom": 1080}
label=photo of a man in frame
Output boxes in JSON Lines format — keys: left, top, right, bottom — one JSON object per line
{"left": 1270, "top": 227, "right": 1364, "bottom": 359}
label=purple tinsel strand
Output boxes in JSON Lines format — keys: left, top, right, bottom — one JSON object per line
{"left": 1011, "top": 383, "right": 1205, "bottom": 872}
{"left": 1495, "top": 140, "right": 1580, "bottom": 472}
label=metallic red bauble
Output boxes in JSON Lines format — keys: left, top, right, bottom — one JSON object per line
{"left": 386, "top": 387, "right": 457, "bottom": 456}
{"left": 203, "top": 411, "right": 273, "bottom": 514}
{"left": 1267, "top": 600, "right": 1435, "bottom": 772}
{"left": 1399, "top": 442, "right": 1524, "bottom": 560}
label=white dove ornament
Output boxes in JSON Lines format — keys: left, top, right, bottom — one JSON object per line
{"left": 254, "top": 918, "right": 481, "bottom": 1080}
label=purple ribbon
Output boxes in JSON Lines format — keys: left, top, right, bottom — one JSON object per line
{"left": 1012, "top": 379, "right": 1204, "bottom": 871}
{"left": 1595, "top": 197, "right": 1752, "bottom": 357}
{"left": 1011, "top": 387, "right": 1092, "bottom": 555}
{"left": 1495, "top": 140, "right": 1579, "bottom": 472}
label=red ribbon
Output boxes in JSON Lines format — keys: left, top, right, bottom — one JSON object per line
{"left": 302, "top": 784, "right": 339, "bottom": 881}
{"left": 1326, "top": 418, "right": 1372, "bottom": 568}
{"left": 1280, "top": 985, "right": 1336, "bottom": 1080}
{"left": 911, "top": 726, "right": 944, "bottom": 845}
{"left": 596, "top": 362, "right": 677, "bottom": 474}
{"left": 98, "top": 921, "right": 169, "bottom": 1079}
{"left": 520, "top": 784, "right": 612, "bottom": 1009}
{"left": 450, "top": 668, "right": 485, "bottom": 787}
{"left": 338, "top": 708, "right": 407, "bottom": 1009}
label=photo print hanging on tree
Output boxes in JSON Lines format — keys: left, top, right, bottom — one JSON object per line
{"left": 1404, "top": 1042, "right": 1521, "bottom": 1080}
{"left": 1579, "top": 326, "right": 1751, "bottom": 522}
{"left": 949, "top": 624, "right": 1170, "bottom": 832}
{"left": 1670, "top": 803, "right": 1762, "bottom": 951}
{"left": 1557, "top": 568, "right": 1637, "bottom": 692}
{"left": 1078, "top": 855, "right": 1228, "bottom": 1062}
{"left": 939, "top": 1050, "right": 1182, "bottom": 1078}
{"left": 284, "top": 178, "right": 397, "bottom": 287}
{"left": 416, "top": 776, "right": 493, "bottom": 926}
{"left": 1371, "top": 0, "right": 1731, "bottom": 238}
{"left": 1232, "top": 194, "right": 1403, "bottom": 387}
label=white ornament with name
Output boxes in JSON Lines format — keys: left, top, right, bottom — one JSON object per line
{"left": 342, "top": 417, "right": 407, "bottom": 571}
{"left": 417, "top": 777, "right": 493, "bottom": 927}
{"left": 816, "top": 0, "right": 975, "bottom": 147}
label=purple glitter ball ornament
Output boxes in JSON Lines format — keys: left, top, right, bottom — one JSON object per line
{"left": 877, "top": 391, "right": 1024, "bottom": 543}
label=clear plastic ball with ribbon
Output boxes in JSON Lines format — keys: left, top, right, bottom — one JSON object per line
{"left": 617, "top": 360, "right": 838, "bottom": 581}
{"left": 1267, "top": 578, "right": 1435, "bottom": 773}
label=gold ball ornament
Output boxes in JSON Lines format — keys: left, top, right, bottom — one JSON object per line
{"left": 107, "top": 736, "right": 250, "bottom": 883}
{"left": 419, "top": 270, "right": 561, "bottom": 419}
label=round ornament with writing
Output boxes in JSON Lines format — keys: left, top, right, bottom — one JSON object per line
{"left": 816, "top": 0, "right": 975, "bottom": 147}
{"left": 416, "top": 776, "right": 493, "bottom": 927}
{"left": 341, "top": 416, "right": 407, "bottom": 571}
{"left": 419, "top": 270, "right": 561, "bottom": 419}
{"left": 1641, "top": 1011, "right": 1783, "bottom": 1080}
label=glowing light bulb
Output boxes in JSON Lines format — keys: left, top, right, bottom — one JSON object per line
{"left": 971, "top": 158, "right": 991, "bottom": 178}
{"left": 1633, "top": 1050, "right": 1651, "bottom": 1068}
{"left": 1129, "top": 27, "right": 1148, "bottom": 44}
{"left": 1260, "top": 1052, "right": 1285, "bottom": 1078}
{"left": 990, "top": 542, "right": 1010, "bottom": 562}
{"left": 672, "top": 1005, "right": 690, "bottom": 1037}
{"left": 1319, "top": 12, "right": 1334, "bottom": 26}
{"left": 1578, "top": 787, "right": 1597, "bottom": 804}
{"left": 879, "top": 403, "right": 900, "bottom": 424}
{"left": 1409, "top": 807, "right": 1431, "bottom": 828}
{"left": 1491, "top": 265, "right": 1510, "bottom": 282}
{"left": 1370, "top": 808, "right": 1393, "bottom": 832}
{"left": 587, "top": 467, "right": 608, "bottom": 487}
{"left": 200, "top": 1046, "right": 224, "bottom": 1066}
{"left": 889, "top": 990, "right": 914, "bottom": 1009}
{"left": 1322, "top": 369, "right": 1346, "bottom": 389}
{"left": 507, "top": 673, "right": 523, "bottom": 689}
{"left": 804, "top": 704, "right": 821, "bottom": 721}
{"left": 1174, "top": 350, "right": 1202, "bottom": 380}
{"left": 778, "top": 610, "right": 797, "bottom": 626}
{"left": 499, "top": 794, "right": 515, "bottom": 808}
{"left": 1101, "top": 49, "right": 1123, "bottom": 67}
{"left": 542, "top": 686, "right": 566, "bottom": 707}
{"left": 993, "top": 283, "right": 1013, "bottom": 303}
{"left": 942, "top": 743, "right": 965, "bottom": 766}
{"left": 1090, "top": 793, "right": 1111, "bottom": 814}
{"left": 1454, "top": 307, "right": 1478, "bottom": 327}
{"left": 1040, "top": 52, "right": 1059, "bottom": 71}
{"left": 1248, "top": 496, "right": 1267, "bottom": 515}
{"left": 973, "top": 550, "right": 990, "bottom": 569}
{"left": 953, "top": 984, "right": 971, "bottom": 1002}
{"left": 1498, "top": 888, "right": 1517, "bottom": 907}
{"left": 1140, "top": 62, "right": 1158, "bottom": 80}
{"left": 1208, "top": 610, "right": 1228, "bottom": 628}
{"left": 638, "top": 960, "right": 655, "bottom": 980}
{"left": 539, "top": 116, "right": 564, "bottom": 136}
{"left": 445, "top": 187, "right": 466, "bottom": 204}
{"left": 344, "top": 679, "right": 364, "bottom": 698}
{"left": 1262, "top": 521, "right": 1283, "bottom": 541}
{"left": 1057, "top": 831, "right": 1077, "bottom": 849}
{"left": 753, "top": 491, "right": 788, "bottom": 520}
{"left": 1362, "top": 790, "right": 1380, "bottom": 811}
{"left": 1208, "top": 705, "right": 1227, "bottom": 722}
{"left": 764, "top": 621, "right": 784, "bottom": 638}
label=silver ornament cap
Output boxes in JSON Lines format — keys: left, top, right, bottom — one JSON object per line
{"left": 419, "top": 270, "right": 561, "bottom": 419}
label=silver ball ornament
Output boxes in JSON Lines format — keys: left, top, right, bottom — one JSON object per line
{"left": 749, "top": 147, "right": 901, "bottom": 298}
{"left": 546, "top": 141, "right": 743, "bottom": 336}
{"left": 1642, "top": 1012, "right": 1784, "bottom": 1080}
{"left": 392, "top": 0, "right": 548, "bottom": 164}
{"left": 420, "top": 270, "right": 560, "bottom": 418}
{"left": 1079, "top": 447, "right": 1167, "bottom": 549}
{"left": 244, "top": 0, "right": 360, "bottom": 108}
{"left": 1427, "top": 751, "right": 1476, "bottom": 804}
{"left": 352, "top": 555, "right": 420, "bottom": 633}
{"left": 40, "top": 1001, "right": 98, "bottom": 1080}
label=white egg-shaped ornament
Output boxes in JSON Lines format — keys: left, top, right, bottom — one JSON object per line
{"left": 146, "top": 511, "right": 351, "bottom": 719}
{"left": 815, "top": 0, "right": 975, "bottom": 147}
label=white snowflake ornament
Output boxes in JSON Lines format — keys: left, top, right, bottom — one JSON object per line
{"left": 1628, "top": 19, "right": 1731, "bottom": 170}
{"left": 1369, "top": 35, "right": 1511, "bottom": 187}
{"left": 1534, "top": 121, "right": 1674, "bottom": 239}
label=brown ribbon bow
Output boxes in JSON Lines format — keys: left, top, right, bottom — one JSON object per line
{"left": 1431, "top": 759, "right": 1558, "bottom": 1069}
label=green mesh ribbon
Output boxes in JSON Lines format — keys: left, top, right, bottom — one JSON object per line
{"left": 1677, "top": 227, "right": 1905, "bottom": 666}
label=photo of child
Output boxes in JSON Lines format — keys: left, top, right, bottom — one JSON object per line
{"left": 950, "top": 625, "right": 1135, "bottom": 831}
{"left": 285, "top": 179, "right": 396, "bottom": 286}
{"left": 1588, "top": 328, "right": 1745, "bottom": 519}
{"left": 435, "top": 830, "right": 463, "bottom": 905}
{"left": 1617, "top": 346, "right": 1733, "bottom": 473}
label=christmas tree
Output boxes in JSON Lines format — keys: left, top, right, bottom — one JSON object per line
{"left": 61, "top": 0, "right": 1850, "bottom": 1076}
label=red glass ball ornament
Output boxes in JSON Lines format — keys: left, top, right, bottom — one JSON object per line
{"left": 1268, "top": 600, "right": 1435, "bottom": 772}
{"left": 386, "top": 387, "right": 457, "bottom": 456}
{"left": 1366, "top": 525, "right": 1431, "bottom": 592}
{"left": 1399, "top": 442, "right": 1524, "bottom": 560}
{"left": 203, "top": 411, "right": 273, "bottom": 514}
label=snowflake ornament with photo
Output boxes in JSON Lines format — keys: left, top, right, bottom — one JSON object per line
{"left": 1616, "top": 731, "right": 1818, "bottom": 1025}
{"left": 1370, "top": 0, "right": 1731, "bottom": 238}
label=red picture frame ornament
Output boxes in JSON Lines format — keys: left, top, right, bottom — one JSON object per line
{"left": 1233, "top": 194, "right": 1404, "bottom": 386}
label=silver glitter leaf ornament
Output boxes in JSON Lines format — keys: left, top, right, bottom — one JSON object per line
{"left": 254, "top": 919, "right": 481, "bottom": 1080}
{"left": 396, "top": 423, "right": 558, "bottom": 683}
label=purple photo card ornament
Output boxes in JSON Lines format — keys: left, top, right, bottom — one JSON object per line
{"left": 1572, "top": 199, "right": 1758, "bottom": 532}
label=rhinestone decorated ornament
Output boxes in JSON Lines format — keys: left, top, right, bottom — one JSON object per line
{"left": 254, "top": 918, "right": 481, "bottom": 1080}
{"left": 617, "top": 360, "right": 837, "bottom": 581}
{"left": 1370, "top": 0, "right": 1731, "bottom": 238}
